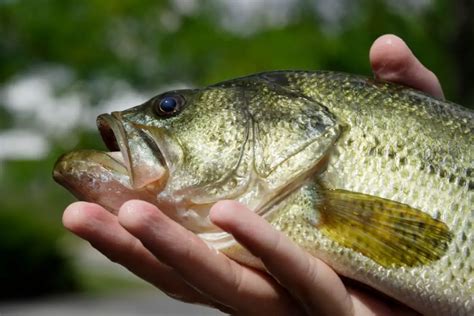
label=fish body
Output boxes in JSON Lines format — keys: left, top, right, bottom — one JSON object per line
{"left": 54, "top": 71, "right": 473, "bottom": 315}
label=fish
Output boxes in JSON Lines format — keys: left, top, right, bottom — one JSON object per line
{"left": 53, "top": 71, "right": 473, "bottom": 315}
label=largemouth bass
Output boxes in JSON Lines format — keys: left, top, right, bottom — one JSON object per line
{"left": 53, "top": 71, "right": 473, "bottom": 315}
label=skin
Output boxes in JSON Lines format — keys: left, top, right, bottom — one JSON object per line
{"left": 62, "top": 34, "right": 444, "bottom": 315}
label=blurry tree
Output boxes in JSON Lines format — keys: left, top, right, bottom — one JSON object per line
{"left": 1, "top": 0, "right": 473, "bottom": 104}
{"left": 0, "top": 0, "right": 472, "bottom": 298}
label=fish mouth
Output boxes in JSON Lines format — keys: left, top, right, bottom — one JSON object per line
{"left": 96, "top": 113, "right": 168, "bottom": 190}
{"left": 97, "top": 114, "right": 121, "bottom": 152}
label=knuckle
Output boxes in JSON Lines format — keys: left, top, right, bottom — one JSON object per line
{"left": 293, "top": 255, "right": 321, "bottom": 301}
{"left": 232, "top": 263, "right": 246, "bottom": 297}
{"left": 267, "top": 230, "right": 284, "bottom": 255}
{"left": 304, "top": 256, "right": 320, "bottom": 285}
{"left": 179, "top": 234, "right": 197, "bottom": 262}
{"left": 105, "top": 238, "right": 143, "bottom": 265}
{"left": 127, "top": 237, "right": 144, "bottom": 258}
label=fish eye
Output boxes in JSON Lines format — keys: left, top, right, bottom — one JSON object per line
{"left": 154, "top": 94, "right": 184, "bottom": 116}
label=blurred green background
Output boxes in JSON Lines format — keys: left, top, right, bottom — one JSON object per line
{"left": 0, "top": 0, "right": 473, "bottom": 300}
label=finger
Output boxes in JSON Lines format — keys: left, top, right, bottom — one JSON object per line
{"left": 346, "top": 283, "right": 420, "bottom": 316}
{"left": 210, "top": 200, "right": 354, "bottom": 316}
{"left": 62, "top": 202, "right": 220, "bottom": 308}
{"left": 370, "top": 34, "right": 444, "bottom": 99}
{"left": 118, "top": 199, "right": 302, "bottom": 315}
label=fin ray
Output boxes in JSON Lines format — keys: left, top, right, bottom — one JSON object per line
{"left": 317, "top": 189, "right": 452, "bottom": 267}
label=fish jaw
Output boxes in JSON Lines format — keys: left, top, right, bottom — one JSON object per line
{"left": 53, "top": 112, "right": 169, "bottom": 213}
{"left": 53, "top": 150, "right": 160, "bottom": 213}
{"left": 97, "top": 113, "right": 168, "bottom": 190}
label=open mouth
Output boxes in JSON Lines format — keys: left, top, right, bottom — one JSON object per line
{"left": 97, "top": 114, "right": 121, "bottom": 152}
{"left": 97, "top": 113, "right": 128, "bottom": 169}
{"left": 96, "top": 113, "right": 167, "bottom": 189}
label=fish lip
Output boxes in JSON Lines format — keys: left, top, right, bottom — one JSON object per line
{"left": 96, "top": 112, "right": 134, "bottom": 178}
{"left": 97, "top": 113, "right": 121, "bottom": 152}
{"left": 97, "top": 112, "right": 167, "bottom": 169}
{"left": 96, "top": 112, "right": 168, "bottom": 189}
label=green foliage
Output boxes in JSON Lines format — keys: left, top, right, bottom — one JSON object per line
{"left": 0, "top": 210, "right": 78, "bottom": 299}
{"left": 1, "top": 0, "right": 472, "bottom": 105}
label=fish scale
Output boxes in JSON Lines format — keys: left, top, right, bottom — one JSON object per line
{"left": 54, "top": 71, "right": 473, "bottom": 315}
{"left": 264, "top": 71, "right": 473, "bottom": 314}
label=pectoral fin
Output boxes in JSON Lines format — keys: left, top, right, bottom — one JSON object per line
{"left": 317, "top": 189, "right": 452, "bottom": 268}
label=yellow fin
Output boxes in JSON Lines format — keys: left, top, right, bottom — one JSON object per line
{"left": 318, "top": 189, "right": 452, "bottom": 268}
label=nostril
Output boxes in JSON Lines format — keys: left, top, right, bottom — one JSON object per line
{"left": 97, "top": 115, "right": 120, "bottom": 151}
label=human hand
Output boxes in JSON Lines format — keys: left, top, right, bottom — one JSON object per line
{"left": 63, "top": 199, "right": 420, "bottom": 315}
{"left": 370, "top": 34, "right": 444, "bottom": 99}
{"left": 63, "top": 34, "right": 443, "bottom": 315}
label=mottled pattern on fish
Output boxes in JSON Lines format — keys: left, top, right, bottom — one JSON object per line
{"left": 54, "top": 71, "right": 474, "bottom": 315}
{"left": 228, "top": 71, "right": 473, "bottom": 315}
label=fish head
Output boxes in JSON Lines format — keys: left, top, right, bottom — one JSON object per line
{"left": 53, "top": 75, "right": 340, "bottom": 246}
